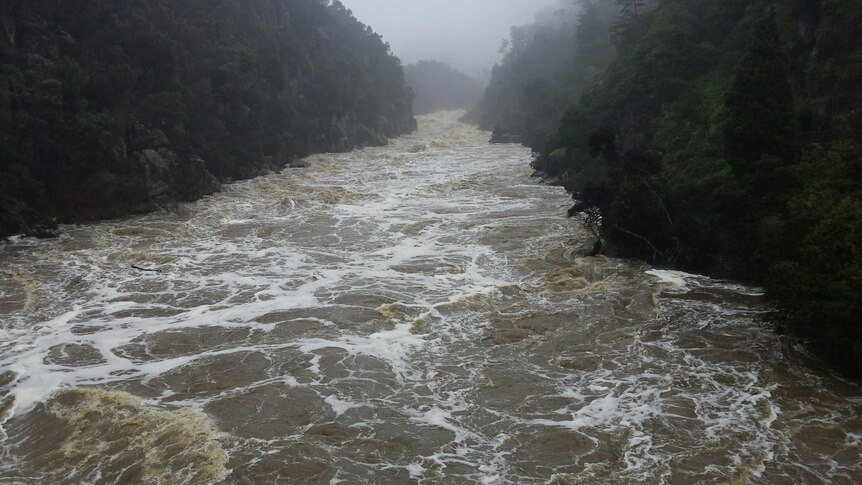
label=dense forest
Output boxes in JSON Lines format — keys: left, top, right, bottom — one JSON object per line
{"left": 480, "top": 0, "right": 862, "bottom": 376}
{"left": 0, "top": 0, "right": 416, "bottom": 238}
{"left": 403, "top": 61, "right": 484, "bottom": 115}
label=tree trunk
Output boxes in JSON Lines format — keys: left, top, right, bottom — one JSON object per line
{"left": 2, "top": 13, "right": 17, "bottom": 46}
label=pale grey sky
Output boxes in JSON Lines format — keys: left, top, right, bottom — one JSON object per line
{"left": 339, "top": 0, "right": 560, "bottom": 78}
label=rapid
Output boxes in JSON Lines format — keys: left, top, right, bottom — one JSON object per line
{"left": 0, "top": 112, "right": 860, "bottom": 484}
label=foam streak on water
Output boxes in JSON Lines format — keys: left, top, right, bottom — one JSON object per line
{"left": 1, "top": 112, "right": 861, "bottom": 484}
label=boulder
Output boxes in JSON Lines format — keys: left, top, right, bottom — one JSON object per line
{"left": 575, "top": 237, "right": 603, "bottom": 257}
{"left": 24, "top": 54, "right": 56, "bottom": 75}
{"left": 567, "top": 201, "right": 590, "bottom": 217}
{"left": 174, "top": 156, "right": 221, "bottom": 201}
{"left": 290, "top": 160, "right": 311, "bottom": 169}
{"left": 24, "top": 224, "right": 60, "bottom": 239}
{"left": 490, "top": 129, "right": 520, "bottom": 144}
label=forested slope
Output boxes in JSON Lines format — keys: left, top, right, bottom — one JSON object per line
{"left": 0, "top": 0, "right": 416, "bottom": 237}
{"left": 482, "top": 0, "right": 862, "bottom": 376}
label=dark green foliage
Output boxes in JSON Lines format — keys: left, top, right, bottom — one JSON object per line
{"left": 724, "top": 12, "right": 796, "bottom": 172}
{"left": 0, "top": 0, "right": 416, "bottom": 236}
{"left": 612, "top": 0, "right": 646, "bottom": 40}
{"left": 403, "top": 61, "right": 484, "bottom": 115}
{"left": 507, "top": 0, "right": 862, "bottom": 375}
{"left": 767, "top": 142, "right": 862, "bottom": 375}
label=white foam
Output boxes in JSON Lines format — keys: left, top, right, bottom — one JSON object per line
{"left": 645, "top": 269, "right": 692, "bottom": 289}
{"left": 324, "top": 395, "right": 369, "bottom": 418}
{"left": 296, "top": 322, "right": 427, "bottom": 384}
{"left": 406, "top": 404, "right": 480, "bottom": 444}
{"left": 405, "top": 462, "right": 425, "bottom": 478}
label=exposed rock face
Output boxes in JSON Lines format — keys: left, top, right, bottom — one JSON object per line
{"left": 134, "top": 148, "right": 221, "bottom": 209}
{"left": 324, "top": 116, "right": 392, "bottom": 153}
{"left": 355, "top": 123, "right": 389, "bottom": 147}
{"left": 138, "top": 149, "right": 174, "bottom": 204}
{"left": 177, "top": 157, "right": 221, "bottom": 202}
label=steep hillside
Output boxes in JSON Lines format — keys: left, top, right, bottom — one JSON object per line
{"left": 520, "top": 0, "right": 862, "bottom": 375}
{"left": 0, "top": 0, "right": 416, "bottom": 237}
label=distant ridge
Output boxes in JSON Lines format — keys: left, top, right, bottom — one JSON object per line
{"left": 404, "top": 61, "right": 484, "bottom": 115}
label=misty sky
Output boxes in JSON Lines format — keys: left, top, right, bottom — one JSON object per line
{"left": 339, "top": 0, "right": 559, "bottom": 78}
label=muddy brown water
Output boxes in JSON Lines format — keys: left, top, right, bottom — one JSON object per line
{"left": 1, "top": 112, "right": 861, "bottom": 484}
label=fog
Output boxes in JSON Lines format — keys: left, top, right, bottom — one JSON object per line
{"left": 339, "top": 0, "right": 561, "bottom": 79}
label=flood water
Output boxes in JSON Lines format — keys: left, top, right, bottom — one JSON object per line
{"left": 1, "top": 112, "right": 861, "bottom": 484}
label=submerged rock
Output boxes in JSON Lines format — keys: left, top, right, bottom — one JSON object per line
{"left": 490, "top": 129, "right": 520, "bottom": 144}
{"left": 567, "top": 201, "right": 590, "bottom": 217}
{"left": 23, "top": 225, "right": 60, "bottom": 239}
{"left": 575, "top": 237, "right": 603, "bottom": 257}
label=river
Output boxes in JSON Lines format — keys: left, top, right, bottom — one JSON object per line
{"left": 1, "top": 112, "right": 860, "bottom": 484}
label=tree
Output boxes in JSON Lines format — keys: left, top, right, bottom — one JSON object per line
{"left": 611, "top": 0, "right": 646, "bottom": 44}
{"left": 616, "top": 0, "right": 644, "bottom": 21}
{"left": 0, "top": 0, "right": 416, "bottom": 237}
{"left": 724, "top": 10, "right": 796, "bottom": 174}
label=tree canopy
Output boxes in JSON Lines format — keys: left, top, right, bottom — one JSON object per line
{"left": 0, "top": 0, "right": 416, "bottom": 236}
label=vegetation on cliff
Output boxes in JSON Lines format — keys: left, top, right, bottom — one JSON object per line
{"left": 0, "top": 0, "right": 416, "bottom": 237}
{"left": 482, "top": 0, "right": 862, "bottom": 375}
